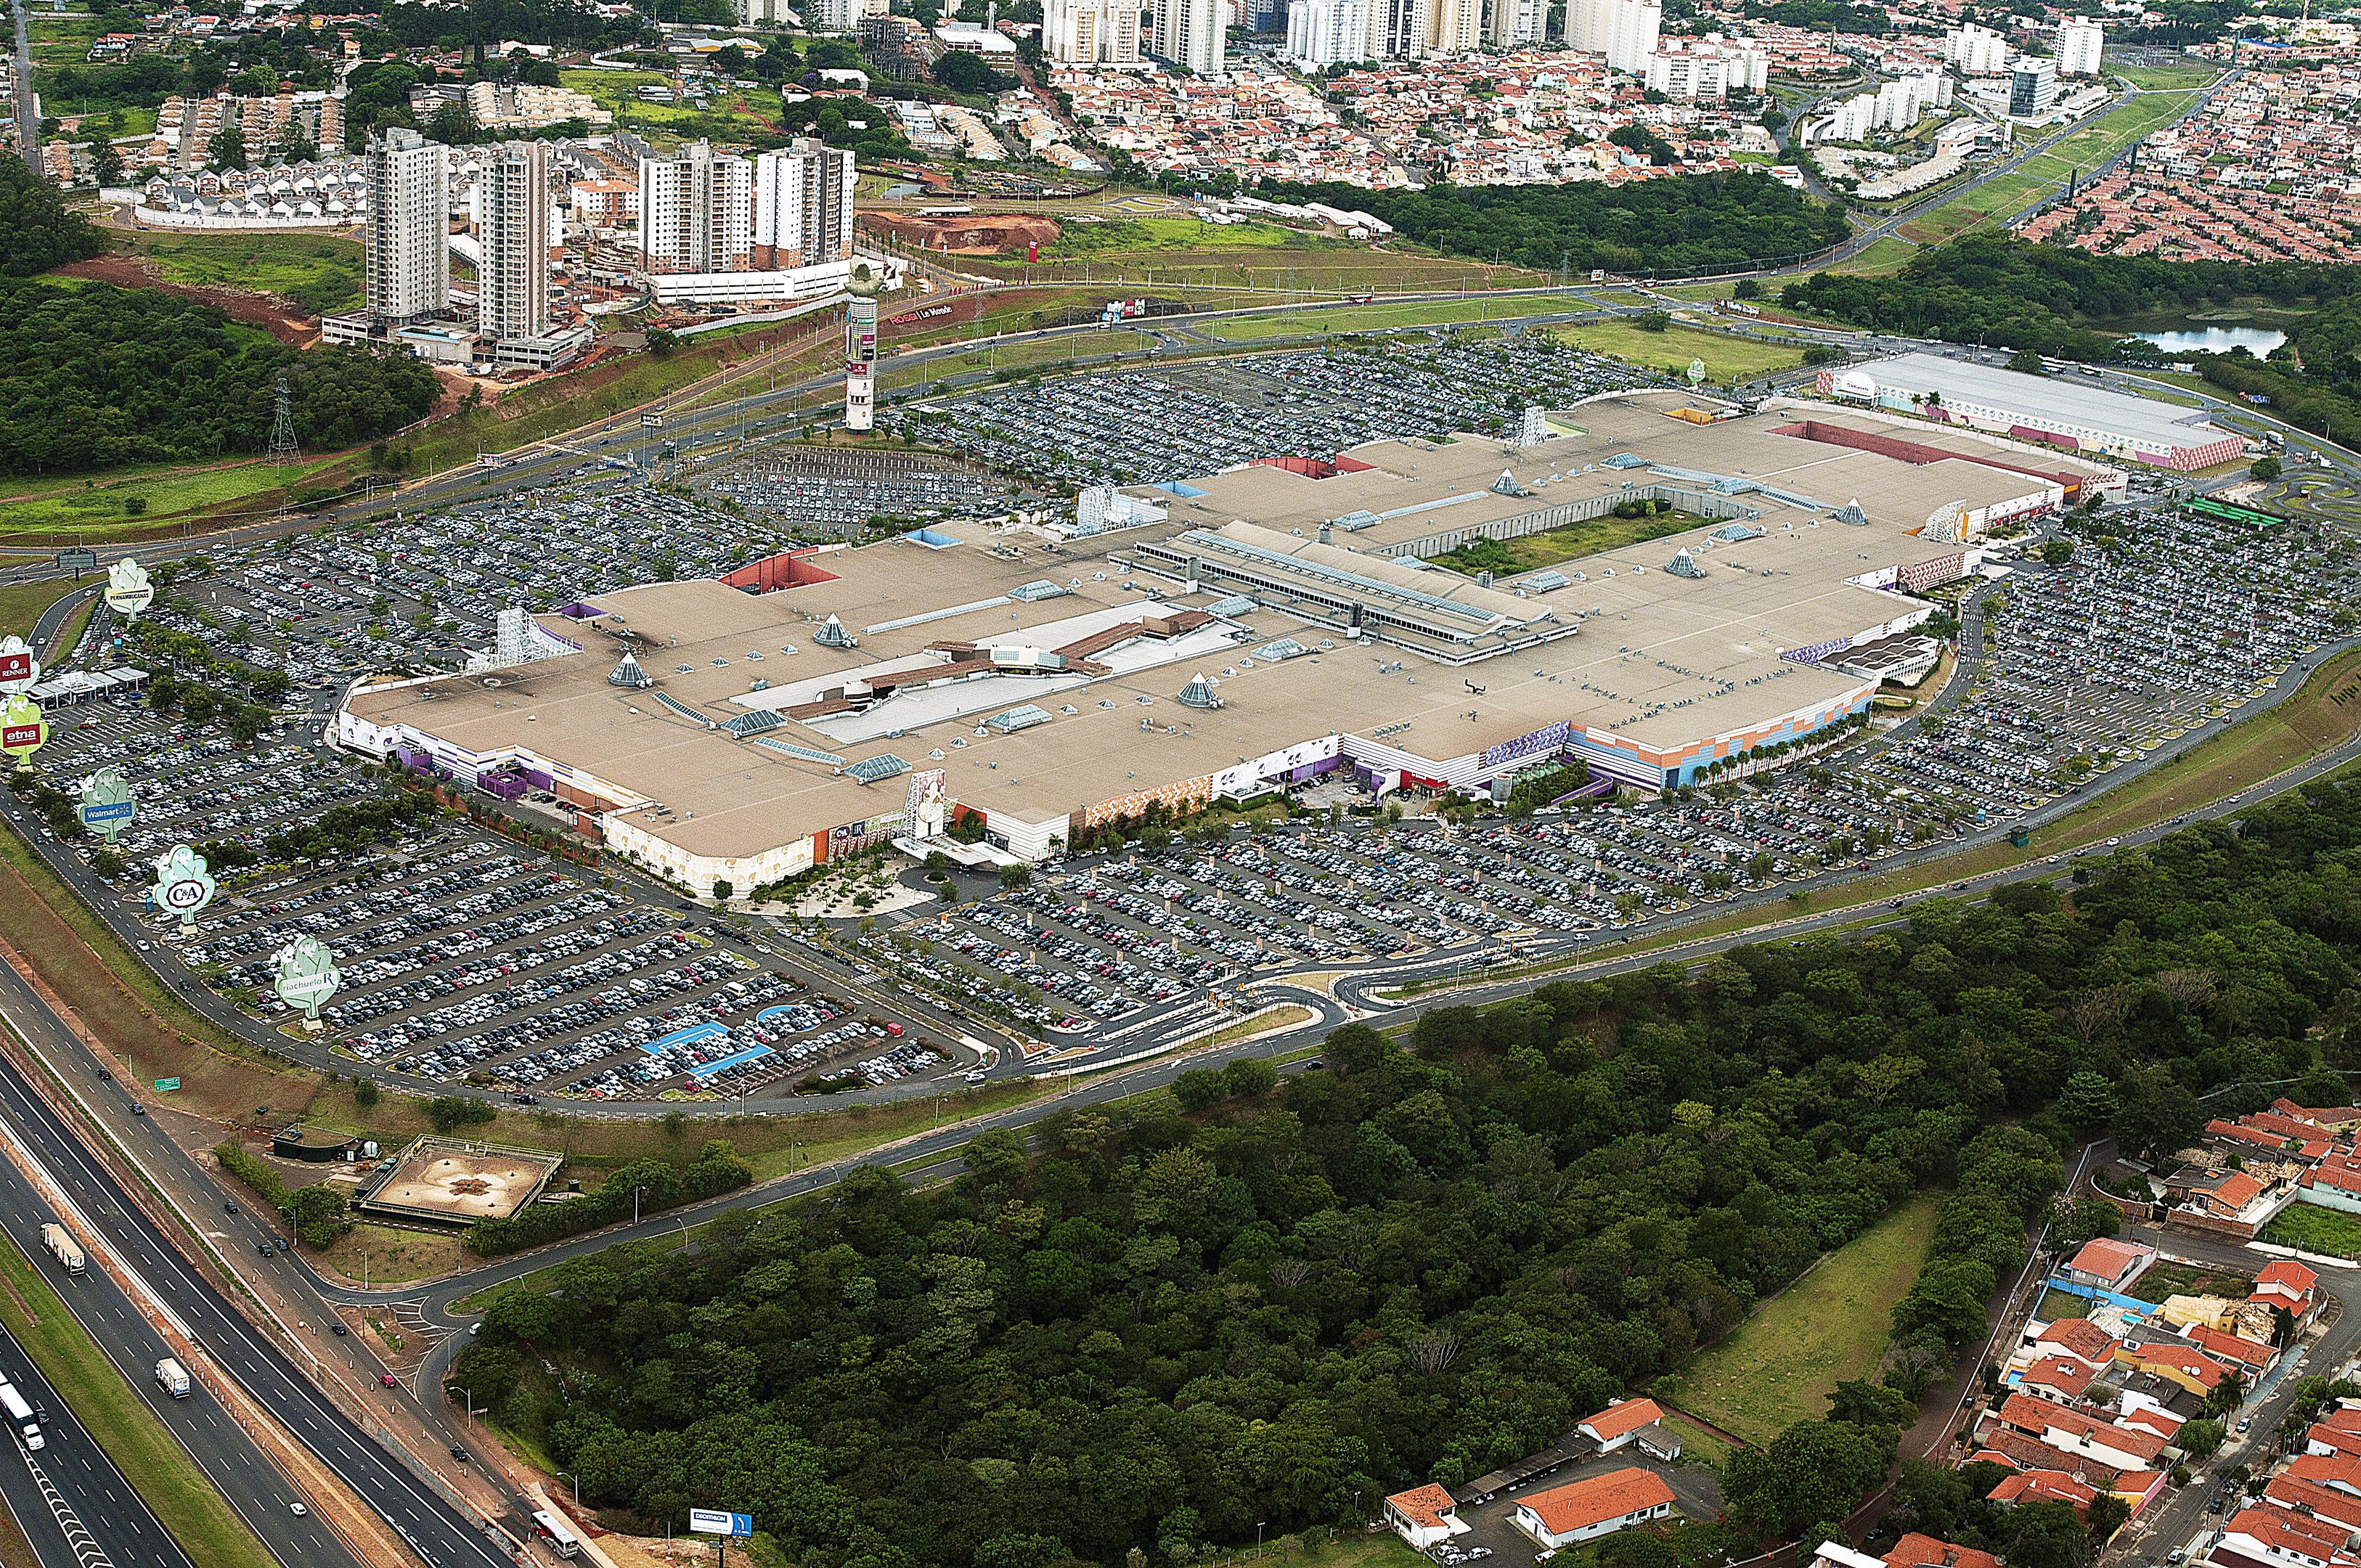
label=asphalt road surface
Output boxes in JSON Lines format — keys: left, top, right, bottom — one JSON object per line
{"left": 0, "top": 974, "right": 514, "bottom": 1568}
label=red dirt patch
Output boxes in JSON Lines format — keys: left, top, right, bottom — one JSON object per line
{"left": 51, "top": 253, "right": 322, "bottom": 348}
{"left": 863, "top": 212, "right": 1061, "bottom": 256}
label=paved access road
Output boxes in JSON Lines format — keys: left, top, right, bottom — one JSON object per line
{"left": 0, "top": 971, "right": 513, "bottom": 1568}
{"left": 0, "top": 1140, "right": 359, "bottom": 1568}
{"left": 2104, "top": 1223, "right": 2361, "bottom": 1565}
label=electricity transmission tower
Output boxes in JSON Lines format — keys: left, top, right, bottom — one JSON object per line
{"left": 266, "top": 373, "right": 301, "bottom": 522}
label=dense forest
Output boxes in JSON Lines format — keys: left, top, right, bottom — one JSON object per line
{"left": 452, "top": 775, "right": 2361, "bottom": 1568}
{"left": 0, "top": 279, "right": 440, "bottom": 475}
{"left": 1782, "top": 236, "right": 2361, "bottom": 362}
{"left": 0, "top": 160, "right": 105, "bottom": 277}
{"left": 1263, "top": 177, "right": 1854, "bottom": 278}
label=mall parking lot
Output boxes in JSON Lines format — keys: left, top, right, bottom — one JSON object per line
{"left": 888, "top": 333, "right": 1658, "bottom": 489}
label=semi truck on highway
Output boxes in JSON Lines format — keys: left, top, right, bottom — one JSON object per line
{"left": 40, "top": 1224, "right": 83, "bottom": 1275}
{"left": 155, "top": 1357, "right": 191, "bottom": 1399}
{"left": 0, "top": 1381, "right": 44, "bottom": 1448}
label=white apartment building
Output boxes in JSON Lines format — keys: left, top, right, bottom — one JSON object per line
{"left": 2057, "top": 16, "right": 2103, "bottom": 74}
{"left": 1642, "top": 36, "right": 1767, "bottom": 99}
{"left": 1045, "top": 0, "right": 1143, "bottom": 64}
{"left": 738, "top": 0, "right": 792, "bottom": 20}
{"left": 751, "top": 136, "right": 855, "bottom": 269}
{"left": 808, "top": 0, "right": 862, "bottom": 29}
{"left": 363, "top": 126, "right": 449, "bottom": 323}
{"left": 1943, "top": 21, "right": 2008, "bottom": 73}
{"left": 639, "top": 139, "right": 753, "bottom": 272}
{"left": 1363, "top": 0, "right": 1428, "bottom": 58}
{"left": 474, "top": 139, "right": 549, "bottom": 340}
{"left": 1152, "top": 0, "right": 1225, "bottom": 73}
{"left": 1566, "top": 0, "right": 1660, "bottom": 72}
{"left": 1486, "top": 0, "right": 1546, "bottom": 49}
{"left": 1286, "top": 0, "right": 1368, "bottom": 65}
{"left": 2010, "top": 53, "right": 2058, "bottom": 115}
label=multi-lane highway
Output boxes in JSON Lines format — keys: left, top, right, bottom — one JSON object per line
{"left": 0, "top": 971, "right": 515, "bottom": 1568}
{"left": 0, "top": 1138, "right": 356, "bottom": 1568}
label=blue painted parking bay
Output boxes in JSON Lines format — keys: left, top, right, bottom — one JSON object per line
{"left": 688, "top": 1045, "right": 775, "bottom": 1078}
{"left": 640, "top": 1022, "right": 729, "bottom": 1055}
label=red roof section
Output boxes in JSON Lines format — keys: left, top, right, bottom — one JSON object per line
{"left": 1385, "top": 1485, "right": 1456, "bottom": 1531}
{"left": 1580, "top": 1398, "right": 1666, "bottom": 1444}
{"left": 1885, "top": 1534, "right": 2002, "bottom": 1568}
{"left": 1986, "top": 1468, "right": 2097, "bottom": 1514}
{"left": 2190, "top": 1323, "right": 2275, "bottom": 1369}
{"left": 2066, "top": 1238, "right": 2149, "bottom": 1284}
{"left": 1997, "top": 1394, "right": 2169, "bottom": 1462}
{"left": 2035, "top": 1317, "right": 2121, "bottom": 1365}
{"left": 1518, "top": 1469, "right": 1675, "bottom": 1535}
{"left": 2289, "top": 1450, "right": 2361, "bottom": 1493}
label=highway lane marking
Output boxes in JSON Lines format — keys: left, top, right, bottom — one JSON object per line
{"left": 0, "top": 1045, "right": 513, "bottom": 1568}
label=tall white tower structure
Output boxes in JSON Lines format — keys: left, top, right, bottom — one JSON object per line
{"left": 1487, "top": 0, "right": 1545, "bottom": 49}
{"left": 845, "top": 264, "right": 878, "bottom": 434}
{"left": 637, "top": 140, "right": 754, "bottom": 273}
{"left": 1152, "top": 0, "right": 1225, "bottom": 75}
{"left": 475, "top": 139, "right": 549, "bottom": 340}
{"left": 364, "top": 127, "right": 449, "bottom": 323}
{"left": 2057, "top": 16, "right": 2103, "bottom": 75}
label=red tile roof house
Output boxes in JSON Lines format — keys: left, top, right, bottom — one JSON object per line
{"left": 2019, "top": 1355, "right": 2099, "bottom": 1404}
{"left": 2309, "top": 1408, "right": 2361, "bottom": 1461}
{"left": 2034, "top": 1317, "right": 2122, "bottom": 1368}
{"left": 2287, "top": 1451, "right": 2361, "bottom": 1497}
{"left": 1382, "top": 1485, "right": 1467, "bottom": 1551}
{"left": 2212, "top": 1501, "right": 2361, "bottom": 1568}
{"left": 2253, "top": 1259, "right": 2321, "bottom": 1318}
{"left": 1576, "top": 1397, "right": 1681, "bottom": 1459}
{"left": 1987, "top": 1468, "right": 2099, "bottom": 1518}
{"left": 2063, "top": 1238, "right": 2156, "bottom": 1292}
{"left": 2264, "top": 1471, "right": 2361, "bottom": 1535}
{"left": 1995, "top": 1395, "right": 2170, "bottom": 1474}
{"left": 1883, "top": 1533, "right": 2004, "bottom": 1568}
{"left": 2190, "top": 1323, "right": 2281, "bottom": 1379}
{"left": 1509, "top": 1470, "right": 1676, "bottom": 1549}
{"left": 2302, "top": 1161, "right": 2361, "bottom": 1212}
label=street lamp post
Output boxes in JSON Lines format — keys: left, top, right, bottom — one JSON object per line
{"left": 558, "top": 1471, "right": 581, "bottom": 1508}
{"left": 454, "top": 1385, "right": 477, "bottom": 1427}
{"left": 633, "top": 1184, "right": 645, "bottom": 1225}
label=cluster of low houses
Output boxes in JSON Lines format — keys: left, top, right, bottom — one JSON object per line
{"left": 135, "top": 157, "right": 370, "bottom": 223}
{"left": 2152, "top": 1099, "right": 2361, "bottom": 1238}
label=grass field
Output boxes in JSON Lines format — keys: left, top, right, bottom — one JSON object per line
{"left": 1202, "top": 293, "right": 1595, "bottom": 343}
{"left": 883, "top": 327, "right": 1156, "bottom": 389}
{"left": 1551, "top": 319, "right": 1808, "bottom": 382}
{"left": 0, "top": 1232, "right": 277, "bottom": 1568}
{"left": 125, "top": 231, "right": 363, "bottom": 312}
{"left": 965, "top": 243, "right": 1551, "bottom": 297}
{"left": 2108, "top": 62, "right": 2223, "bottom": 91}
{"left": 315, "top": 1223, "right": 470, "bottom": 1286}
{"left": 0, "top": 454, "right": 348, "bottom": 536}
{"left": 1827, "top": 236, "right": 1920, "bottom": 277}
{"left": 1676, "top": 1196, "right": 1939, "bottom": 1445}
{"left": 2262, "top": 1202, "right": 2361, "bottom": 1259}
{"left": 1430, "top": 510, "right": 1705, "bottom": 577}
{"left": 1900, "top": 170, "right": 2058, "bottom": 245}
{"left": 2036, "top": 1287, "right": 2088, "bottom": 1321}
{"left": 0, "top": 578, "right": 80, "bottom": 642}
{"left": 1049, "top": 216, "right": 1315, "bottom": 258}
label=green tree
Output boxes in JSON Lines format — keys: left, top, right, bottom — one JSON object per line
{"left": 208, "top": 123, "right": 248, "bottom": 170}
{"left": 1724, "top": 1419, "right": 1896, "bottom": 1539}
{"left": 0, "top": 158, "right": 104, "bottom": 274}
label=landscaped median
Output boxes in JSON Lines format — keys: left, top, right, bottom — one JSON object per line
{"left": 0, "top": 1231, "right": 276, "bottom": 1568}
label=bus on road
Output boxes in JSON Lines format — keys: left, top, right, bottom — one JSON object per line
{"left": 531, "top": 1511, "right": 582, "bottom": 1559}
